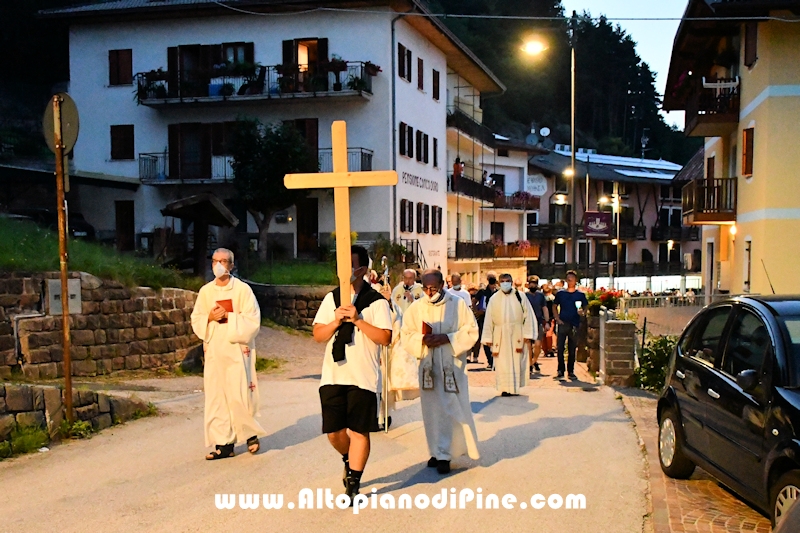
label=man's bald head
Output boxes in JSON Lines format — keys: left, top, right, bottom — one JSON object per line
{"left": 451, "top": 272, "right": 462, "bottom": 285}
{"left": 402, "top": 269, "right": 417, "bottom": 286}
{"left": 421, "top": 269, "right": 444, "bottom": 286}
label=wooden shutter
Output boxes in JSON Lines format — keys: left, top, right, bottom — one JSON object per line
{"left": 118, "top": 49, "right": 133, "bottom": 85}
{"left": 433, "top": 138, "right": 438, "bottom": 167}
{"left": 416, "top": 203, "right": 423, "bottom": 233}
{"left": 424, "top": 204, "right": 430, "bottom": 233}
{"left": 295, "top": 118, "right": 319, "bottom": 158}
{"left": 400, "top": 199, "right": 407, "bottom": 231}
{"left": 743, "top": 128, "right": 754, "bottom": 176}
{"left": 200, "top": 123, "right": 212, "bottom": 179}
{"left": 744, "top": 23, "right": 758, "bottom": 68}
{"left": 407, "top": 126, "right": 414, "bottom": 159}
{"left": 398, "top": 43, "right": 406, "bottom": 79}
{"left": 405, "top": 49, "right": 412, "bottom": 81}
{"left": 211, "top": 123, "right": 225, "bottom": 156}
{"left": 110, "top": 125, "right": 134, "bottom": 160}
{"left": 432, "top": 69, "right": 440, "bottom": 100}
{"left": 244, "top": 42, "right": 254, "bottom": 64}
{"left": 168, "top": 124, "right": 180, "bottom": 178}
{"left": 399, "top": 123, "right": 407, "bottom": 156}
{"left": 109, "top": 50, "right": 119, "bottom": 85}
{"left": 167, "top": 47, "right": 179, "bottom": 97}
{"left": 415, "top": 130, "right": 423, "bottom": 161}
{"left": 417, "top": 58, "right": 424, "bottom": 90}
{"left": 423, "top": 134, "right": 429, "bottom": 164}
{"left": 282, "top": 40, "right": 296, "bottom": 67}
{"left": 318, "top": 38, "right": 329, "bottom": 63}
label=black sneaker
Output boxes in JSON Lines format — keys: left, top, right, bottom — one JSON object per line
{"left": 556, "top": 372, "right": 565, "bottom": 380}
{"left": 427, "top": 457, "right": 438, "bottom": 468}
{"left": 436, "top": 460, "right": 451, "bottom": 474}
{"left": 568, "top": 373, "right": 578, "bottom": 380}
{"left": 345, "top": 476, "right": 360, "bottom": 506}
{"left": 529, "top": 365, "right": 533, "bottom": 373}
{"left": 533, "top": 363, "right": 540, "bottom": 372}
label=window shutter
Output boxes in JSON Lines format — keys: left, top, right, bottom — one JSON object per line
{"left": 167, "top": 47, "right": 179, "bottom": 97}
{"left": 399, "top": 123, "right": 407, "bottom": 156}
{"left": 743, "top": 128, "right": 754, "bottom": 176}
{"left": 432, "top": 69, "right": 440, "bottom": 100}
{"left": 318, "top": 38, "right": 329, "bottom": 63}
{"left": 211, "top": 123, "right": 225, "bottom": 156}
{"left": 424, "top": 205, "right": 430, "bottom": 233}
{"left": 282, "top": 40, "right": 295, "bottom": 67}
{"left": 744, "top": 23, "right": 758, "bottom": 68}
{"left": 706, "top": 156, "right": 715, "bottom": 180}
{"left": 433, "top": 138, "right": 438, "bottom": 167}
{"left": 400, "top": 199, "right": 407, "bottom": 231}
{"left": 200, "top": 124, "right": 212, "bottom": 179}
{"left": 407, "top": 201, "right": 414, "bottom": 232}
{"left": 119, "top": 50, "right": 133, "bottom": 85}
{"left": 416, "top": 203, "right": 422, "bottom": 233}
{"left": 109, "top": 50, "right": 119, "bottom": 85}
{"left": 168, "top": 124, "right": 180, "bottom": 178}
{"left": 423, "top": 134, "right": 429, "bottom": 164}
{"left": 406, "top": 50, "right": 412, "bottom": 81}
{"left": 417, "top": 58, "right": 424, "bottom": 90}
{"left": 110, "top": 125, "right": 134, "bottom": 160}
{"left": 398, "top": 44, "right": 406, "bottom": 79}
{"left": 415, "top": 130, "right": 423, "bottom": 161}
{"left": 407, "top": 126, "right": 414, "bottom": 159}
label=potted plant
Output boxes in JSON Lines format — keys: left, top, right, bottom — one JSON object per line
{"left": 326, "top": 55, "right": 348, "bottom": 91}
{"left": 364, "top": 61, "right": 382, "bottom": 76}
{"left": 346, "top": 75, "right": 368, "bottom": 92}
{"left": 220, "top": 82, "right": 235, "bottom": 97}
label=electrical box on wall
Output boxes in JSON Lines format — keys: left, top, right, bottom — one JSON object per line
{"left": 47, "top": 279, "right": 82, "bottom": 315}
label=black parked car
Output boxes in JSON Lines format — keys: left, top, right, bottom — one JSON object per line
{"left": 9, "top": 208, "right": 96, "bottom": 240}
{"left": 658, "top": 296, "right": 800, "bottom": 527}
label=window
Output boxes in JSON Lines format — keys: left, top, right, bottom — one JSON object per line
{"left": 744, "top": 239, "right": 752, "bottom": 293}
{"left": 743, "top": 128, "right": 754, "bottom": 176}
{"left": 400, "top": 199, "right": 414, "bottom": 232}
{"left": 744, "top": 22, "right": 758, "bottom": 68}
{"left": 416, "top": 203, "right": 423, "bottom": 233}
{"left": 578, "top": 241, "right": 591, "bottom": 263}
{"left": 415, "top": 130, "right": 423, "bottom": 162}
{"left": 211, "top": 122, "right": 237, "bottom": 156}
{"left": 706, "top": 156, "right": 715, "bottom": 180}
{"left": 423, "top": 134, "right": 429, "bottom": 164}
{"left": 108, "top": 49, "right": 133, "bottom": 86}
{"left": 222, "top": 42, "right": 248, "bottom": 64}
{"left": 465, "top": 214, "right": 474, "bottom": 241}
{"left": 549, "top": 204, "right": 571, "bottom": 225}
{"left": 398, "top": 43, "right": 411, "bottom": 82}
{"left": 417, "top": 58, "right": 424, "bottom": 90}
{"left": 490, "top": 222, "right": 504, "bottom": 243}
{"left": 399, "top": 122, "right": 414, "bottom": 158}
{"left": 490, "top": 173, "right": 505, "bottom": 191}
{"left": 691, "top": 306, "right": 732, "bottom": 366}
{"left": 497, "top": 149, "right": 509, "bottom": 157}
{"left": 555, "top": 172, "right": 569, "bottom": 193}
{"left": 424, "top": 205, "right": 430, "bottom": 233}
{"left": 597, "top": 242, "right": 619, "bottom": 263}
{"left": 431, "top": 206, "right": 443, "bottom": 235}
{"left": 554, "top": 242, "right": 567, "bottom": 263}
{"left": 658, "top": 242, "right": 681, "bottom": 263}
{"left": 110, "top": 125, "right": 134, "bottom": 160}
{"left": 433, "top": 138, "right": 439, "bottom": 167}
{"left": 527, "top": 212, "right": 539, "bottom": 226}
{"left": 432, "top": 69, "right": 440, "bottom": 100}
{"left": 722, "top": 310, "right": 770, "bottom": 380}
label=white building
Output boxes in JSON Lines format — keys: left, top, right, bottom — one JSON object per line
{"left": 44, "top": 0, "right": 504, "bottom": 272}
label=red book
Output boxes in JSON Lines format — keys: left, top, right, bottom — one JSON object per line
{"left": 422, "top": 321, "right": 433, "bottom": 335}
{"left": 216, "top": 299, "right": 233, "bottom": 323}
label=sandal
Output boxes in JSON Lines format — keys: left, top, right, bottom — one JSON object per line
{"left": 206, "top": 443, "right": 234, "bottom": 460}
{"left": 247, "top": 435, "right": 260, "bottom": 454}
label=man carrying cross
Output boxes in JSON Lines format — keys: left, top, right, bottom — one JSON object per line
{"left": 285, "top": 120, "right": 397, "bottom": 505}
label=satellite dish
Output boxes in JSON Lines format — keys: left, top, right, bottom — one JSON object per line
{"left": 525, "top": 133, "right": 539, "bottom": 145}
{"left": 540, "top": 127, "right": 551, "bottom": 137}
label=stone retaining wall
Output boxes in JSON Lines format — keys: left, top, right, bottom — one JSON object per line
{"left": 0, "top": 383, "right": 151, "bottom": 443}
{"left": 247, "top": 282, "right": 333, "bottom": 331}
{"left": 600, "top": 320, "right": 636, "bottom": 387}
{"left": 0, "top": 272, "right": 200, "bottom": 379}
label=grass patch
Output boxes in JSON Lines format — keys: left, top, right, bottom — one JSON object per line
{"left": 261, "top": 317, "right": 312, "bottom": 337}
{"left": 249, "top": 261, "right": 336, "bottom": 286}
{"left": 0, "top": 218, "right": 203, "bottom": 290}
{"left": 60, "top": 419, "right": 93, "bottom": 439}
{"left": 255, "top": 357, "right": 282, "bottom": 373}
{"left": 132, "top": 402, "right": 158, "bottom": 420}
{"left": 9, "top": 425, "right": 49, "bottom": 455}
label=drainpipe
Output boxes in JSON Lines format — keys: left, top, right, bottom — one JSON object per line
{"left": 391, "top": 12, "right": 407, "bottom": 244}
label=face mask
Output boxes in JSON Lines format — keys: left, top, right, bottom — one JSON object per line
{"left": 500, "top": 282, "right": 513, "bottom": 293}
{"left": 350, "top": 268, "right": 363, "bottom": 284}
{"left": 213, "top": 262, "right": 229, "bottom": 279}
{"left": 427, "top": 290, "right": 444, "bottom": 304}
{"left": 452, "top": 285, "right": 461, "bottom": 291}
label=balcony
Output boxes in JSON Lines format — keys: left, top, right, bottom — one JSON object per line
{"left": 448, "top": 241, "right": 495, "bottom": 260}
{"left": 685, "top": 78, "right": 740, "bottom": 137}
{"left": 318, "top": 148, "right": 373, "bottom": 173}
{"left": 682, "top": 177, "right": 737, "bottom": 225}
{"left": 135, "top": 61, "right": 374, "bottom": 107}
{"left": 447, "top": 175, "right": 495, "bottom": 203}
{"left": 527, "top": 224, "right": 644, "bottom": 241}
{"left": 528, "top": 261, "right": 691, "bottom": 278}
{"left": 446, "top": 107, "right": 496, "bottom": 148}
{"left": 494, "top": 193, "right": 541, "bottom": 211}
{"left": 495, "top": 242, "right": 540, "bottom": 259}
{"left": 650, "top": 226, "right": 701, "bottom": 242}
{"left": 139, "top": 148, "right": 372, "bottom": 183}
{"left": 617, "top": 224, "right": 647, "bottom": 241}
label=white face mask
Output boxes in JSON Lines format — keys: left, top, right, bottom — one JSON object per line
{"left": 350, "top": 268, "right": 363, "bottom": 284}
{"left": 500, "top": 282, "right": 513, "bottom": 293}
{"left": 452, "top": 285, "right": 461, "bottom": 291}
{"left": 212, "top": 262, "right": 229, "bottom": 279}
{"left": 426, "top": 289, "right": 445, "bottom": 304}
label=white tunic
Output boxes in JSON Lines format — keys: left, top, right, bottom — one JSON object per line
{"left": 390, "top": 282, "right": 425, "bottom": 317}
{"left": 481, "top": 290, "right": 537, "bottom": 394}
{"left": 448, "top": 287, "right": 473, "bottom": 309}
{"left": 401, "top": 292, "right": 480, "bottom": 461}
{"left": 190, "top": 277, "right": 266, "bottom": 447}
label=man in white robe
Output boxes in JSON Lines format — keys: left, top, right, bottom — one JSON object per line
{"left": 401, "top": 270, "right": 480, "bottom": 474}
{"left": 190, "top": 248, "right": 265, "bottom": 460}
{"left": 481, "top": 273, "right": 537, "bottom": 396}
{"left": 391, "top": 269, "right": 424, "bottom": 317}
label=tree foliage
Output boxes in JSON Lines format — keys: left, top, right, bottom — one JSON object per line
{"left": 228, "top": 119, "right": 319, "bottom": 259}
{"left": 431, "top": 1, "right": 701, "bottom": 164}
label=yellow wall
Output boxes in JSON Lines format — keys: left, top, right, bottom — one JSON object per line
{"left": 701, "top": 16, "right": 800, "bottom": 295}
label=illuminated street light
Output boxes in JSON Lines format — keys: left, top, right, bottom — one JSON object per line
{"left": 563, "top": 168, "right": 575, "bottom": 178}
{"left": 729, "top": 225, "right": 737, "bottom": 236}
{"left": 521, "top": 40, "right": 548, "bottom": 56}
{"left": 599, "top": 196, "right": 609, "bottom": 204}
{"left": 611, "top": 239, "right": 619, "bottom": 246}
{"left": 556, "top": 238, "right": 566, "bottom": 245}
{"left": 554, "top": 194, "right": 568, "bottom": 205}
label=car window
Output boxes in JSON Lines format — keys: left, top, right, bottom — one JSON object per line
{"left": 678, "top": 319, "right": 699, "bottom": 356}
{"left": 690, "top": 306, "right": 731, "bottom": 365}
{"left": 722, "top": 310, "right": 770, "bottom": 378}
{"left": 779, "top": 317, "right": 800, "bottom": 387}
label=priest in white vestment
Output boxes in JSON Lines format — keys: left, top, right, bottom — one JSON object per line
{"left": 481, "top": 273, "right": 537, "bottom": 396}
{"left": 401, "top": 270, "right": 480, "bottom": 474}
{"left": 390, "top": 269, "right": 424, "bottom": 317}
{"left": 191, "top": 248, "right": 266, "bottom": 460}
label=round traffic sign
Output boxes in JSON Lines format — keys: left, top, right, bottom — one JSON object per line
{"left": 43, "top": 93, "right": 80, "bottom": 154}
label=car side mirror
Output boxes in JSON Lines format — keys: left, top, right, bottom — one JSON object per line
{"left": 736, "top": 369, "right": 760, "bottom": 392}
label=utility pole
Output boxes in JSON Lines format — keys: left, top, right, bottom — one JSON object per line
{"left": 569, "top": 10, "right": 578, "bottom": 270}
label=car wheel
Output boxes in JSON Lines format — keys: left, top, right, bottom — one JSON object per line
{"left": 771, "top": 470, "right": 800, "bottom": 528}
{"left": 658, "top": 408, "right": 695, "bottom": 479}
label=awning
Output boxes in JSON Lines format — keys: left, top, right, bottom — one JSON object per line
{"left": 160, "top": 193, "right": 239, "bottom": 227}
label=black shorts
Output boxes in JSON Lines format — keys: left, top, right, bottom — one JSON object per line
{"left": 319, "top": 384, "right": 379, "bottom": 435}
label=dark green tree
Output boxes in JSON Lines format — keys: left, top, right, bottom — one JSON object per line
{"left": 228, "top": 119, "right": 319, "bottom": 261}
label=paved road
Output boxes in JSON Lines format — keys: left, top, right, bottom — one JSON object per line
{"left": 0, "top": 329, "right": 648, "bottom": 533}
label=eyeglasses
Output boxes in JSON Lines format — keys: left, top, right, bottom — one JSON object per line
{"left": 211, "top": 259, "right": 231, "bottom": 265}
{"left": 422, "top": 285, "right": 441, "bottom": 294}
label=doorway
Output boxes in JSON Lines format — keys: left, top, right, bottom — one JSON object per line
{"left": 296, "top": 197, "right": 319, "bottom": 258}
{"left": 115, "top": 201, "right": 135, "bottom": 252}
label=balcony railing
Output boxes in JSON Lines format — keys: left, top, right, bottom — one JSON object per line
{"left": 448, "top": 241, "right": 495, "bottom": 260}
{"left": 682, "top": 177, "right": 737, "bottom": 225}
{"left": 528, "top": 261, "right": 691, "bottom": 278}
{"left": 135, "top": 61, "right": 374, "bottom": 105}
{"left": 495, "top": 243, "right": 540, "bottom": 259}
{"left": 139, "top": 152, "right": 235, "bottom": 183}
{"left": 527, "top": 224, "right": 644, "bottom": 241}
{"left": 318, "top": 148, "right": 373, "bottom": 173}
{"left": 685, "top": 78, "right": 740, "bottom": 137}
{"left": 650, "top": 226, "right": 701, "bottom": 242}
{"left": 617, "top": 224, "right": 647, "bottom": 241}
{"left": 494, "top": 194, "right": 541, "bottom": 211}
{"left": 447, "top": 175, "right": 495, "bottom": 203}
{"left": 446, "top": 107, "right": 496, "bottom": 147}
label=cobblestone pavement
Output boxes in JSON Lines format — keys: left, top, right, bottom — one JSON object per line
{"left": 620, "top": 390, "right": 772, "bottom": 533}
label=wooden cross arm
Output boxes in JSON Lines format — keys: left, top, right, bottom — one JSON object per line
{"left": 284, "top": 170, "right": 398, "bottom": 190}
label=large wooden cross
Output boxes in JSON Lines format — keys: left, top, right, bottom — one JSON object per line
{"left": 284, "top": 121, "right": 398, "bottom": 299}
